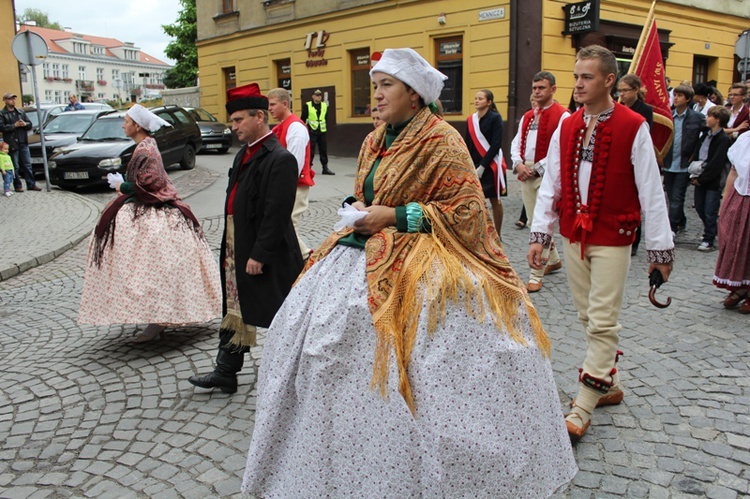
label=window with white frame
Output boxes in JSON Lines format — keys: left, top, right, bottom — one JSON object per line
{"left": 45, "top": 90, "right": 52, "bottom": 102}
{"left": 52, "top": 64, "right": 60, "bottom": 78}
{"left": 54, "top": 90, "right": 64, "bottom": 104}
{"left": 62, "top": 65, "right": 69, "bottom": 79}
{"left": 97, "top": 68, "right": 104, "bottom": 82}
{"left": 79, "top": 66, "right": 86, "bottom": 80}
{"left": 43, "top": 63, "right": 50, "bottom": 78}
{"left": 98, "top": 93, "right": 106, "bottom": 99}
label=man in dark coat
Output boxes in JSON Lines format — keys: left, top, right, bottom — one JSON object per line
{"left": 1, "top": 92, "right": 40, "bottom": 191}
{"left": 189, "top": 83, "right": 303, "bottom": 394}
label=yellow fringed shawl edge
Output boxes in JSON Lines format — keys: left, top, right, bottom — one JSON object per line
{"left": 370, "top": 205, "right": 550, "bottom": 416}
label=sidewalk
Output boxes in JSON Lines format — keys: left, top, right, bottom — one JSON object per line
{"left": 0, "top": 188, "right": 102, "bottom": 281}
{"left": 0, "top": 154, "right": 356, "bottom": 283}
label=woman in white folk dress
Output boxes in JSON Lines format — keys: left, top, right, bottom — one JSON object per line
{"left": 242, "top": 49, "right": 577, "bottom": 497}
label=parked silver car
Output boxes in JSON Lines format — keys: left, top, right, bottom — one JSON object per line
{"left": 23, "top": 102, "right": 114, "bottom": 132}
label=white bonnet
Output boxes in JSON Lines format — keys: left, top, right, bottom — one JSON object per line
{"left": 126, "top": 104, "right": 172, "bottom": 132}
{"left": 370, "top": 48, "right": 448, "bottom": 104}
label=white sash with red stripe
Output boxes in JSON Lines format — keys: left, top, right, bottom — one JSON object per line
{"left": 467, "top": 112, "right": 506, "bottom": 197}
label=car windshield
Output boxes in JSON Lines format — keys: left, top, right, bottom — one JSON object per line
{"left": 189, "top": 109, "right": 217, "bottom": 122}
{"left": 81, "top": 117, "right": 129, "bottom": 141}
{"left": 43, "top": 114, "right": 97, "bottom": 134}
{"left": 27, "top": 112, "right": 40, "bottom": 129}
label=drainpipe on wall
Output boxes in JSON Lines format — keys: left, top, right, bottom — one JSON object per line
{"left": 506, "top": 0, "right": 519, "bottom": 162}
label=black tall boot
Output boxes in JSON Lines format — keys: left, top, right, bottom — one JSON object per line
{"left": 188, "top": 331, "right": 246, "bottom": 394}
{"left": 321, "top": 165, "right": 335, "bottom": 175}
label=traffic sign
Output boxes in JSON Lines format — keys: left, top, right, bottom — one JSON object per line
{"left": 11, "top": 31, "right": 48, "bottom": 66}
{"left": 736, "top": 31, "right": 749, "bottom": 59}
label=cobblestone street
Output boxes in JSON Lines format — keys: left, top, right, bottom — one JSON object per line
{"left": 0, "top": 162, "right": 748, "bottom": 498}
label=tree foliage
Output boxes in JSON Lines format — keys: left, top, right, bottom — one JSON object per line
{"left": 162, "top": 0, "right": 198, "bottom": 89}
{"left": 18, "top": 8, "right": 63, "bottom": 30}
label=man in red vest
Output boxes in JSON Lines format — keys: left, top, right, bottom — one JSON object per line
{"left": 268, "top": 88, "right": 315, "bottom": 259}
{"left": 511, "top": 71, "right": 569, "bottom": 292}
{"left": 528, "top": 46, "right": 674, "bottom": 442}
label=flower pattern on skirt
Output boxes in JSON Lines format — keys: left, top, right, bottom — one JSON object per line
{"left": 78, "top": 203, "right": 222, "bottom": 325}
{"left": 243, "top": 245, "right": 577, "bottom": 498}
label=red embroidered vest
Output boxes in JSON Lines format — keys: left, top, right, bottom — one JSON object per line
{"left": 519, "top": 102, "right": 567, "bottom": 163}
{"left": 273, "top": 114, "right": 314, "bottom": 187}
{"left": 558, "top": 103, "right": 645, "bottom": 250}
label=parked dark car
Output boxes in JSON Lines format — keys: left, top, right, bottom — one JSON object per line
{"left": 48, "top": 105, "right": 202, "bottom": 188}
{"left": 23, "top": 102, "right": 113, "bottom": 133}
{"left": 185, "top": 107, "right": 232, "bottom": 153}
{"left": 29, "top": 109, "right": 115, "bottom": 176}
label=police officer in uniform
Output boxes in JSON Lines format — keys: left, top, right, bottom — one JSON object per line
{"left": 301, "top": 89, "right": 334, "bottom": 175}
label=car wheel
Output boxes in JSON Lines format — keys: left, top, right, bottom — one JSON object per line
{"left": 218, "top": 147, "right": 229, "bottom": 154}
{"left": 180, "top": 144, "right": 196, "bottom": 170}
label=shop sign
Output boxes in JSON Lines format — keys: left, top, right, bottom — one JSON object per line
{"left": 439, "top": 41, "right": 462, "bottom": 56}
{"left": 562, "top": 0, "right": 599, "bottom": 35}
{"left": 304, "top": 30, "right": 329, "bottom": 68}
{"left": 478, "top": 8, "right": 505, "bottom": 22}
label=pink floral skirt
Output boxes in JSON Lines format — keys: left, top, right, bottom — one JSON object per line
{"left": 78, "top": 203, "right": 222, "bottom": 325}
{"left": 714, "top": 188, "right": 750, "bottom": 290}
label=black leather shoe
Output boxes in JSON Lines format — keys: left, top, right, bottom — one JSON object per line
{"left": 321, "top": 167, "right": 335, "bottom": 175}
{"left": 188, "top": 372, "right": 238, "bottom": 394}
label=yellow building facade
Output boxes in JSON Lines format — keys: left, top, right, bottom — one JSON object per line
{"left": 197, "top": 0, "right": 749, "bottom": 155}
{"left": 1, "top": 0, "right": 22, "bottom": 101}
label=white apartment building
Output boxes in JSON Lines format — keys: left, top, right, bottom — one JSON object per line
{"left": 18, "top": 24, "right": 171, "bottom": 105}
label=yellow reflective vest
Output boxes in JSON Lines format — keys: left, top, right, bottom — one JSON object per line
{"left": 306, "top": 101, "right": 327, "bottom": 132}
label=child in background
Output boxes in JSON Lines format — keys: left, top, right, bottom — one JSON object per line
{"left": 691, "top": 106, "right": 732, "bottom": 251}
{"left": 0, "top": 142, "right": 14, "bottom": 197}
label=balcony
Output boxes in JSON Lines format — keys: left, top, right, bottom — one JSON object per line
{"left": 76, "top": 80, "right": 95, "bottom": 92}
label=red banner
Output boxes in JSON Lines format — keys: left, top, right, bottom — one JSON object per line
{"left": 633, "top": 20, "right": 674, "bottom": 163}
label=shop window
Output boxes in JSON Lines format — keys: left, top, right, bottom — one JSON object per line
{"left": 435, "top": 37, "right": 463, "bottom": 114}
{"left": 693, "top": 56, "right": 709, "bottom": 85}
{"left": 223, "top": 66, "right": 236, "bottom": 93}
{"left": 223, "top": 66, "right": 237, "bottom": 120}
{"left": 276, "top": 59, "right": 292, "bottom": 92}
{"left": 350, "top": 49, "right": 371, "bottom": 116}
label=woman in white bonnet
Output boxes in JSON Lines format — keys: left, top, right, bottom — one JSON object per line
{"left": 713, "top": 131, "right": 750, "bottom": 312}
{"left": 77, "top": 105, "right": 221, "bottom": 342}
{"left": 242, "top": 49, "right": 576, "bottom": 497}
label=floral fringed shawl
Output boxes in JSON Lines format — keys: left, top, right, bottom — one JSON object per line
{"left": 302, "top": 107, "right": 549, "bottom": 414}
{"left": 93, "top": 137, "right": 202, "bottom": 266}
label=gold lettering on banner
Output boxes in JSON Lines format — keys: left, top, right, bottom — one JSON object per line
{"left": 653, "top": 61, "right": 667, "bottom": 101}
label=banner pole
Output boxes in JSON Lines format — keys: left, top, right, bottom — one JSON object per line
{"left": 628, "top": 0, "right": 657, "bottom": 74}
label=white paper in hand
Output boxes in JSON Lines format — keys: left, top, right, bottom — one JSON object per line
{"left": 107, "top": 172, "right": 124, "bottom": 189}
{"left": 333, "top": 203, "right": 368, "bottom": 231}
